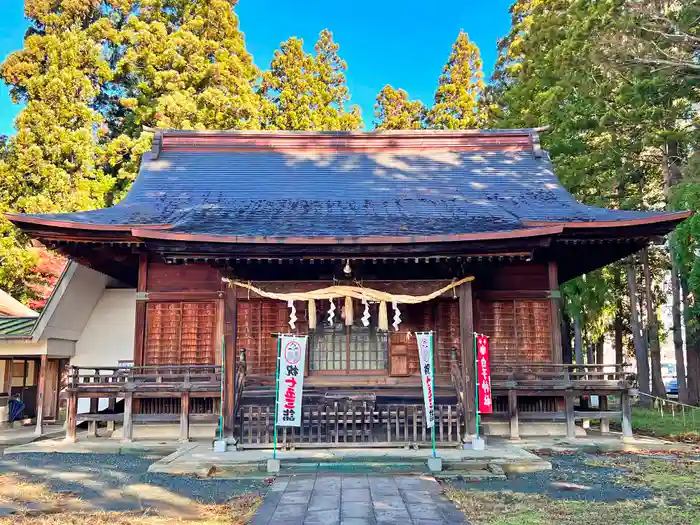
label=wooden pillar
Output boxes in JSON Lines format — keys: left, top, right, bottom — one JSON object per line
{"left": 599, "top": 395, "right": 610, "bottom": 433}
{"left": 65, "top": 392, "right": 78, "bottom": 443}
{"left": 508, "top": 390, "right": 520, "bottom": 440}
{"left": 549, "top": 262, "right": 563, "bottom": 364}
{"left": 34, "top": 354, "right": 48, "bottom": 436}
{"left": 459, "top": 281, "right": 476, "bottom": 437}
{"left": 621, "top": 390, "right": 633, "bottom": 440}
{"left": 122, "top": 392, "right": 133, "bottom": 443}
{"left": 565, "top": 392, "right": 576, "bottom": 439}
{"left": 133, "top": 253, "right": 148, "bottom": 367}
{"left": 106, "top": 397, "right": 116, "bottom": 432}
{"left": 87, "top": 397, "right": 99, "bottom": 437}
{"left": 224, "top": 288, "right": 237, "bottom": 438}
{"left": 179, "top": 392, "right": 190, "bottom": 443}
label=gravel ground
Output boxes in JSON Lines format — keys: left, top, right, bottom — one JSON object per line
{"left": 448, "top": 453, "right": 654, "bottom": 502}
{"left": 0, "top": 453, "right": 267, "bottom": 512}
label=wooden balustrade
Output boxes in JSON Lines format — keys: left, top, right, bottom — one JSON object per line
{"left": 63, "top": 361, "right": 634, "bottom": 445}
{"left": 65, "top": 365, "right": 223, "bottom": 393}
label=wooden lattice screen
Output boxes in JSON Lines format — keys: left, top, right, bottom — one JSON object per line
{"left": 144, "top": 301, "right": 216, "bottom": 365}
{"left": 477, "top": 299, "right": 552, "bottom": 363}
{"left": 436, "top": 300, "right": 461, "bottom": 374}
{"left": 236, "top": 300, "right": 289, "bottom": 375}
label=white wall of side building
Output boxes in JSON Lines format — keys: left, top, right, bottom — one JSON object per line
{"left": 72, "top": 288, "right": 135, "bottom": 412}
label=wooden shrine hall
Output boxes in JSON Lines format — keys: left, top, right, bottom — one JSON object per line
{"left": 7, "top": 129, "right": 690, "bottom": 447}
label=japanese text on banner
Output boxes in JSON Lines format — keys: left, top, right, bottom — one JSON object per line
{"left": 416, "top": 332, "right": 435, "bottom": 428}
{"left": 476, "top": 334, "right": 493, "bottom": 414}
{"left": 276, "top": 335, "right": 308, "bottom": 427}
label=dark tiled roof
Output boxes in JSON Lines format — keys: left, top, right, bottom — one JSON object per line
{"left": 0, "top": 317, "right": 36, "bottom": 338}
{"left": 8, "top": 130, "right": 686, "bottom": 239}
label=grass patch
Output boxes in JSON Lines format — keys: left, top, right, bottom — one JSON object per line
{"left": 632, "top": 407, "right": 700, "bottom": 442}
{"left": 445, "top": 454, "right": 700, "bottom": 525}
{"left": 0, "top": 474, "right": 261, "bottom": 525}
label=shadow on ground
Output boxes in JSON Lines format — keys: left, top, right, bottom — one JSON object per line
{"left": 0, "top": 452, "right": 267, "bottom": 517}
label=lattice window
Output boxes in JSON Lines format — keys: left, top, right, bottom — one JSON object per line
{"left": 477, "top": 299, "right": 552, "bottom": 363}
{"left": 310, "top": 300, "right": 388, "bottom": 372}
{"left": 144, "top": 301, "right": 216, "bottom": 366}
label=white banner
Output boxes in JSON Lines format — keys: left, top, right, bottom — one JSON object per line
{"left": 416, "top": 332, "right": 435, "bottom": 429}
{"left": 276, "top": 335, "right": 308, "bottom": 427}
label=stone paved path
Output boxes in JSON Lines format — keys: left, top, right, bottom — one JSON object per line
{"left": 251, "top": 473, "right": 467, "bottom": 525}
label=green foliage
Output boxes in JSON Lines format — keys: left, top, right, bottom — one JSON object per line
{"left": 373, "top": 85, "right": 426, "bottom": 130}
{"left": 0, "top": 0, "right": 115, "bottom": 302}
{"left": 489, "top": 0, "right": 698, "bottom": 353}
{"left": 429, "top": 31, "right": 486, "bottom": 129}
{"left": 0, "top": 3, "right": 368, "bottom": 302}
{"left": 671, "top": 172, "right": 700, "bottom": 326}
{"left": 260, "top": 30, "right": 362, "bottom": 131}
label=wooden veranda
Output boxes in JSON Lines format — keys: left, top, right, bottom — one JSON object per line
{"left": 64, "top": 359, "right": 634, "bottom": 446}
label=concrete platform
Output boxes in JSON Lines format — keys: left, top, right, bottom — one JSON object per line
{"left": 506, "top": 432, "right": 696, "bottom": 454}
{"left": 147, "top": 442, "right": 550, "bottom": 478}
{"left": 0, "top": 424, "right": 65, "bottom": 447}
{"left": 3, "top": 433, "right": 183, "bottom": 456}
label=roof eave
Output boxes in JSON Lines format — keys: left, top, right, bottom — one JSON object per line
{"left": 130, "top": 226, "right": 566, "bottom": 245}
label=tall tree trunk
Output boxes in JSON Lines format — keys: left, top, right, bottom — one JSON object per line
{"left": 614, "top": 266, "right": 624, "bottom": 365}
{"left": 574, "top": 316, "right": 584, "bottom": 365}
{"left": 586, "top": 342, "right": 594, "bottom": 365}
{"left": 596, "top": 337, "right": 604, "bottom": 365}
{"left": 562, "top": 313, "right": 573, "bottom": 364}
{"left": 681, "top": 274, "right": 700, "bottom": 405}
{"left": 627, "top": 257, "right": 650, "bottom": 403}
{"left": 670, "top": 249, "right": 688, "bottom": 403}
{"left": 641, "top": 247, "right": 666, "bottom": 398}
{"left": 664, "top": 140, "right": 690, "bottom": 403}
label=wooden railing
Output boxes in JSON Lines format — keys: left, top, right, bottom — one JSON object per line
{"left": 490, "top": 362, "right": 632, "bottom": 390}
{"left": 65, "top": 364, "right": 223, "bottom": 393}
{"left": 63, "top": 361, "right": 635, "bottom": 445}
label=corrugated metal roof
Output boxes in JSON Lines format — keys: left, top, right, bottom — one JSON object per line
{"left": 0, "top": 317, "right": 36, "bottom": 337}
{"left": 7, "top": 130, "right": 685, "bottom": 239}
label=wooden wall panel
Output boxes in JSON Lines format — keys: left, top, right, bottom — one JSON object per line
{"left": 146, "top": 262, "right": 221, "bottom": 292}
{"left": 181, "top": 302, "right": 216, "bottom": 364}
{"left": 475, "top": 264, "right": 549, "bottom": 293}
{"left": 436, "top": 300, "right": 461, "bottom": 374}
{"left": 145, "top": 303, "right": 181, "bottom": 365}
{"left": 236, "top": 300, "right": 288, "bottom": 375}
{"left": 144, "top": 301, "right": 217, "bottom": 365}
{"left": 477, "top": 299, "right": 552, "bottom": 363}
{"left": 389, "top": 303, "right": 432, "bottom": 376}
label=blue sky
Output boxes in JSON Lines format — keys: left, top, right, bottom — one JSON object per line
{"left": 0, "top": 0, "right": 513, "bottom": 135}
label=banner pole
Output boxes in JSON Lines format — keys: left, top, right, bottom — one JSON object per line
{"left": 474, "top": 332, "right": 480, "bottom": 440}
{"left": 272, "top": 335, "right": 282, "bottom": 460}
{"left": 428, "top": 331, "right": 436, "bottom": 458}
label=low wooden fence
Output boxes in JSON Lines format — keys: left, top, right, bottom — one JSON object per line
{"left": 238, "top": 402, "right": 463, "bottom": 448}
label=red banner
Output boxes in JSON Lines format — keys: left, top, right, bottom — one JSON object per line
{"left": 476, "top": 334, "right": 493, "bottom": 414}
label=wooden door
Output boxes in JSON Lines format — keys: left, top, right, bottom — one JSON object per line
{"left": 42, "top": 359, "right": 60, "bottom": 419}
